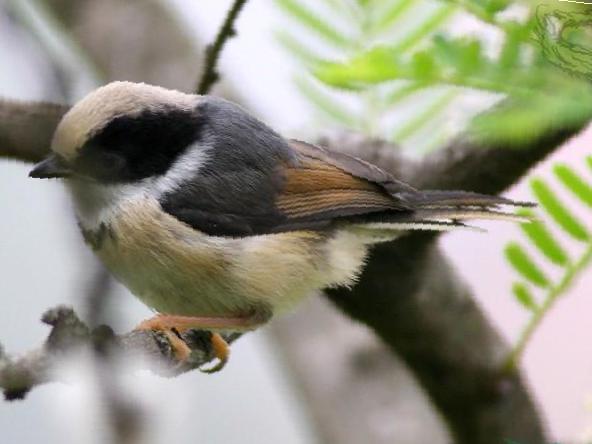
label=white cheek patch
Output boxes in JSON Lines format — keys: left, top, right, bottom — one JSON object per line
{"left": 70, "top": 142, "right": 210, "bottom": 232}
{"left": 153, "top": 142, "right": 211, "bottom": 195}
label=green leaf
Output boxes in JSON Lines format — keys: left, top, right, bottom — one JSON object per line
{"left": 470, "top": 90, "right": 592, "bottom": 144}
{"left": 444, "top": 0, "right": 510, "bottom": 22}
{"left": 280, "top": 0, "right": 592, "bottom": 151}
{"left": 295, "top": 76, "right": 360, "bottom": 127}
{"left": 315, "top": 47, "right": 404, "bottom": 89}
{"left": 392, "top": 4, "right": 457, "bottom": 53}
{"left": 372, "top": 0, "right": 414, "bottom": 33}
{"left": 320, "top": 0, "right": 357, "bottom": 20}
{"left": 505, "top": 242, "right": 550, "bottom": 288}
{"left": 531, "top": 178, "right": 590, "bottom": 241}
{"left": 518, "top": 209, "right": 569, "bottom": 266}
{"left": 554, "top": 164, "right": 592, "bottom": 208}
{"left": 276, "top": 31, "right": 322, "bottom": 65}
{"left": 276, "top": 0, "right": 351, "bottom": 49}
{"left": 504, "top": 156, "right": 592, "bottom": 371}
{"left": 384, "top": 81, "right": 425, "bottom": 106}
{"left": 432, "top": 35, "right": 485, "bottom": 76}
{"left": 485, "top": 0, "right": 511, "bottom": 15}
{"left": 392, "top": 88, "right": 457, "bottom": 141}
{"left": 499, "top": 24, "right": 523, "bottom": 69}
{"left": 587, "top": 156, "right": 592, "bottom": 172}
{"left": 512, "top": 282, "right": 538, "bottom": 311}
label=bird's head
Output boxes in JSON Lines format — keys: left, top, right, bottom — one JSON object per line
{"left": 29, "top": 81, "right": 201, "bottom": 184}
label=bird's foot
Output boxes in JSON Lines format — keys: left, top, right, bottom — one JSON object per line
{"left": 135, "top": 311, "right": 269, "bottom": 373}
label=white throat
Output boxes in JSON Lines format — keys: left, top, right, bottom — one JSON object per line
{"left": 68, "top": 180, "right": 148, "bottom": 232}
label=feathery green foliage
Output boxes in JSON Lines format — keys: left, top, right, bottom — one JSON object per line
{"left": 277, "top": 0, "right": 592, "bottom": 148}
{"left": 504, "top": 157, "right": 592, "bottom": 371}
{"left": 275, "top": 0, "right": 462, "bottom": 151}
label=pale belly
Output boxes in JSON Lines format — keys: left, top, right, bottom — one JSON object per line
{"left": 90, "top": 197, "right": 369, "bottom": 318}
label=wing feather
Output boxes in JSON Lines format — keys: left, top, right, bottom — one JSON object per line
{"left": 275, "top": 142, "right": 402, "bottom": 222}
{"left": 160, "top": 138, "right": 532, "bottom": 237}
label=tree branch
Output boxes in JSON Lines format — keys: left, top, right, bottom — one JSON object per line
{"left": 0, "top": 99, "right": 68, "bottom": 163}
{"left": 196, "top": 0, "right": 249, "bottom": 95}
{"left": 0, "top": 306, "right": 236, "bottom": 400}
{"left": 411, "top": 126, "right": 585, "bottom": 193}
{"left": 44, "top": 0, "right": 203, "bottom": 92}
{"left": 314, "top": 118, "right": 589, "bottom": 443}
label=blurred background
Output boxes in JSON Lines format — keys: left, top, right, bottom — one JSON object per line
{"left": 1, "top": 0, "right": 592, "bottom": 443}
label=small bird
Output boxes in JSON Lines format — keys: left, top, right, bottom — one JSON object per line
{"left": 29, "top": 81, "right": 531, "bottom": 372}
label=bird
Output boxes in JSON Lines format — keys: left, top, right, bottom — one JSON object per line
{"left": 29, "top": 81, "right": 532, "bottom": 372}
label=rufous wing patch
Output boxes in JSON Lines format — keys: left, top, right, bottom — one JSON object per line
{"left": 277, "top": 155, "right": 397, "bottom": 220}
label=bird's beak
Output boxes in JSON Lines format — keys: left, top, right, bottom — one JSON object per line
{"left": 29, "top": 154, "right": 72, "bottom": 179}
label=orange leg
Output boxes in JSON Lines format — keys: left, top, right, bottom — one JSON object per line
{"left": 135, "top": 311, "right": 269, "bottom": 373}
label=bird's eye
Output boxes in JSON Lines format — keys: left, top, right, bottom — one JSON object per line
{"left": 98, "top": 151, "right": 126, "bottom": 172}
{"left": 74, "top": 147, "right": 128, "bottom": 182}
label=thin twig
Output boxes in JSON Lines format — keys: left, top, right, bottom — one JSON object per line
{"left": 196, "top": 0, "right": 249, "bottom": 95}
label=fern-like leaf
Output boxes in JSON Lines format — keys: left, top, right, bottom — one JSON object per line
{"left": 531, "top": 178, "right": 589, "bottom": 242}
{"left": 306, "top": 1, "right": 592, "bottom": 145}
{"left": 275, "top": 0, "right": 462, "bottom": 151}
{"left": 512, "top": 282, "right": 538, "bottom": 312}
{"left": 504, "top": 242, "right": 549, "bottom": 288}
{"left": 517, "top": 208, "right": 569, "bottom": 267}
{"left": 276, "top": 0, "right": 351, "bottom": 49}
{"left": 372, "top": 0, "right": 415, "bottom": 33}
{"left": 554, "top": 164, "right": 592, "bottom": 208}
{"left": 504, "top": 158, "right": 592, "bottom": 371}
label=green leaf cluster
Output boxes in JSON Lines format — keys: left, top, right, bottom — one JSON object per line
{"left": 277, "top": 0, "right": 592, "bottom": 148}
{"left": 504, "top": 156, "right": 592, "bottom": 370}
{"left": 275, "top": 0, "right": 461, "bottom": 152}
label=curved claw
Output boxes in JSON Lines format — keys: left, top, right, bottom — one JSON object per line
{"left": 199, "top": 333, "right": 230, "bottom": 374}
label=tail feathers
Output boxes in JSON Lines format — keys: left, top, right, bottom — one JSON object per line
{"left": 412, "top": 208, "right": 533, "bottom": 224}
{"left": 359, "top": 219, "right": 485, "bottom": 233}
{"left": 357, "top": 190, "right": 535, "bottom": 233}
{"left": 399, "top": 190, "right": 536, "bottom": 210}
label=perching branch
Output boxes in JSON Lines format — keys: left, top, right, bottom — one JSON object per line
{"left": 0, "top": 306, "right": 235, "bottom": 400}
{"left": 196, "top": 0, "right": 249, "bottom": 95}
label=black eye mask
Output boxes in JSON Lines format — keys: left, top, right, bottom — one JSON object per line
{"left": 74, "top": 107, "right": 204, "bottom": 183}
